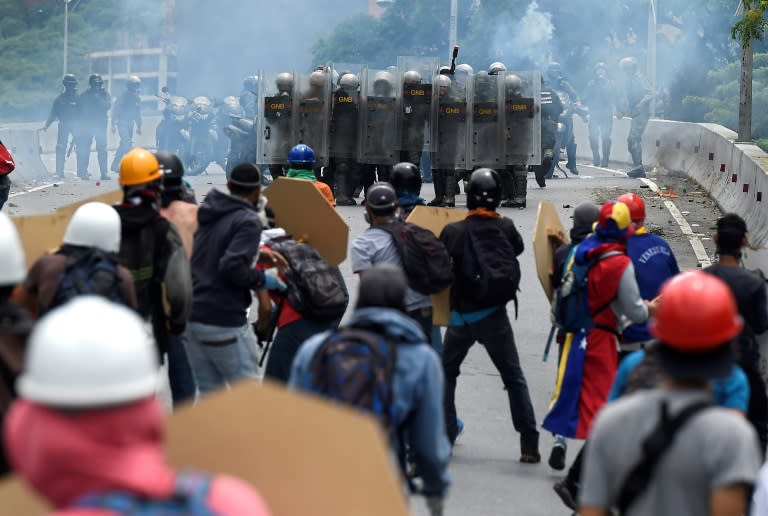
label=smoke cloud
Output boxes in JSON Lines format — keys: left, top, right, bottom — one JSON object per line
{"left": 175, "top": 0, "right": 366, "bottom": 98}
{"left": 490, "top": 2, "right": 554, "bottom": 70}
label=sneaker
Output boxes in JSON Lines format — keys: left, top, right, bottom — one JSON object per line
{"left": 627, "top": 167, "right": 646, "bottom": 178}
{"left": 549, "top": 440, "right": 567, "bottom": 470}
{"left": 455, "top": 418, "right": 465, "bottom": 441}
{"left": 553, "top": 480, "right": 578, "bottom": 510}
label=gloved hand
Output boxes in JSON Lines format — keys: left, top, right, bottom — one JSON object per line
{"left": 426, "top": 496, "right": 444, "bottom": 516}
{"left": 262, "top": 269, "right": 286, "bottom": 292}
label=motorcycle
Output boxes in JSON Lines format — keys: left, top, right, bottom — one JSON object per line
{"left": 156, "top": 88, "right": 190, "bottom": 158}
{"left": 184, "top": 95, "right": 218, "bottom": 176}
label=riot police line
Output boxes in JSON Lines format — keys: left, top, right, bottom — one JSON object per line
{"left": 43, "top": 59, "right": 551, "bottom": 209}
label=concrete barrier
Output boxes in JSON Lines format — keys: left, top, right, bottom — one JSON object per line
{"left": 0, "top": 128, "right": 50, "bottom": 184}
{"left": 572, "top": 116, "right": 768, "bottom": 275}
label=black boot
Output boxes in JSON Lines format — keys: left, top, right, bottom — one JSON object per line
{"left": 429, "top": 169, "right": 445, "bottom": 206}
{"left": 443, "top": 171, "right": 456, "bottom": 208}
{"left": 566, "top": 143, "right": 578, "bottom": 175}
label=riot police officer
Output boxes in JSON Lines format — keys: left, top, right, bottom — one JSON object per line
{"left": 535, "top": 76, "right": 564, "bottom": 188}
{"left": 41, "top": 74, "right": 79, "bottom": 180}
{"left": 240, "top": 75, "right": 259, "bottom": 119}
{"left": 618, "top": 56, "right": 653, "bottom": 177}
{"left": 430, "top": 74, "right": 465, "bottom": 208}
{"left": 360, "top": 70, "right": 398, "bottom": 195}
{"left": 329, "top": 72, "right": 361, "bottom": 206}
{"left": 77, "top": 74, "right": 111, "bottom": 180}
{"left": 584, "top": 62, "right": 617, "bottom": 167}
{"left": 400, "top": 70, "right": 430, "bottom": 168}
{"left": 110, "top": 76, "right": 143, "bottom": 174}
{"left": 502, "top": 73, "right": 535, "bottom": 208}
{"left": 547, "top": 62, "right": 581, "bottom": 175}
{"left": 265, "top": 72, "right": 294, "bottom": 179}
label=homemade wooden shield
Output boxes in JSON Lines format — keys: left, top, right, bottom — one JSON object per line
{"left": 12, "top": 189, "right": 123, "bottom": 263}
{"left": 265, "top": 177, "right": 349, "bottom": 266}
{"left": 533, "top": 200, "right": 569, "bottom": 301}
{"left": 0, "top": 381, "right": 409, "bottom": 516}
{"left": 406, "top": 206, "right": 466, "bottom": 326}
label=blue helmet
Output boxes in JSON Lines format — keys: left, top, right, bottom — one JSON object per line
{"left": 288, "top": 144, "right": 316, "bottom": 165}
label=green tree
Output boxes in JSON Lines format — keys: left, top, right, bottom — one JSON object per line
{"left": 732, "top": 0, "right": 768, "bottom": 141}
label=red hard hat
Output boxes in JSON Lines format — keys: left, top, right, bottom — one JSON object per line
{"left": 617, "top": 192, "right": 646, "bottom": 223}
{"left": 650, "top": 271, "right": 743, "bottom": 351}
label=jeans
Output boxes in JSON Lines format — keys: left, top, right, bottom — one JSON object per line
{"left": 442, "top": 308, "right": 539, "bottom": 451}
{"left": 185, "top": 321, "right": 259, "bottom": 395}
{"left": 264, "top": 318, "right": 336, "bottom": 383}
{"left": 407, "top": 306, "right": 434, "bottom": 349}
{"left": 165, "top": 331, "right": 197, "bottom": 405}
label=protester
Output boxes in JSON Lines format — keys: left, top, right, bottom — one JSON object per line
{"left": 17, "top": 202, "right": 138, "bottom": 316}
{"left": 289, "top": 263, "right": 450, "bottom": 516}
{"left": 617, "top": 192, "right": 679, "bottom": 355}
{"left": 580, "top": 272, "right": 760, "bottom": 516}
{"left": 185, "top": 163, "right": 286, "bottom": 395}
{"left": 705, "top": 213, "right": 768, "bottom": 456}
{"left": 439, "top": 168, "right": 540, "bottom": 462}
{"left": 4, "top": 296, "right": 272, "bottom": 515}
{"left": 350, "top": 183, "right": 435, "bottom": 345}
{"left": 0, "top": 212, "right": 32, "bottom": 476}
{"left": 548, "top": 200, "right": 600, "bottom": 470}
{"left": 115, "top": 148, "right": 192, "bottom": 405}
{"left": 547, "top": 200, "right": 656, "bottom": 508}
{"left": 285, "top": 144, "right": 335, "bottom": 206}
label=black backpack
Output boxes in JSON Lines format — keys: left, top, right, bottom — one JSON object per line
{"left": 460, "top": 220, "right": 521, "bottom": 310}
{"left": 376, "top": 221, "right": 453, "bottom": 295}
{"left": 48, "top": 247, "right": 127, "bottom": 313}
{"left": 304, "top": 326, "right": 399, "bottom": 438}
{"left": 270, "top": 237, "right": 347, "bottom": 322}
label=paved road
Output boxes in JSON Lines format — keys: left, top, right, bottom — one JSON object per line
{"left": 8, "top": 157, "right": 719, "bottom": 515}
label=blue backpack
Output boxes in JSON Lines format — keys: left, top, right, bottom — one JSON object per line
{"left": 551, "top": 247, "right": 621, "bottom": 334}
{"left": 306, "top": 326, "right": 399, "bottom": 439}
{"left": 48, "top": 247, "right": 127, "bottom": 314}
{"left": 75, "top": 470, "right": 218, "bottom": 515}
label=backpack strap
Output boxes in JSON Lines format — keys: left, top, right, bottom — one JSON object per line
{"left": 615, "top": 399, "right": 713, "bottom": 512}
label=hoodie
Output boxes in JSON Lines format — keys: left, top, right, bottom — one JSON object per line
{"left": 191, "top": 188, "right": 265, "bottom": 326}
{"left": 4, "top": 397, "right": 271, "bottom": 515}
{"left": 289, "top": 307, "right": 451, "bottom": 497}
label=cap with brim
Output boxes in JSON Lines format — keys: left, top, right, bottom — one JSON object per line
{"left": 656, "top": 341, "right": 733, "bottom": 380}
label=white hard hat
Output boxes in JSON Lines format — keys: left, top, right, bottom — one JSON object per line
{"left": 18, "top": 296, "right": 159, "bottom": 408}
{"left": 0, "top": 212, "right": 26, "bottom": 286}
{"left": 62, "top": 202, "right": 121, "bottom": 254}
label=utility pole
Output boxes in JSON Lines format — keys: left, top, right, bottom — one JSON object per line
{"left": 449, "top": 0, "right": 458, "bottom": 61}
{"left": 647, "top": 0, "right": 657, "bottom": 117}
{"left": 63, "top": 0, "right": 71, "bottom": 76}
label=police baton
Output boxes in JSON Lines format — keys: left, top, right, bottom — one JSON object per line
{"left": 449, "top": 45, "right": 459, "bottom": 74}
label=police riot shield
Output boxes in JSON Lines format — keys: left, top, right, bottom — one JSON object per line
{"left": 504, "top": 70, "right": 541, "bottom": 167}
{"left": 431, "top": 73, "right": 468, "bottom": 170}
{"left": 259, "top": 71, "right": 297, "bottom": 165}
{"left": 468, "top": 71, "right": 504, "bottom": 169}
{"left": 359, "top": 68, "right": 400, "bottom": 165}
{"left": 396, "top": 56, "right": 438, "bottom": 165}
{"left": 328, "top": 63, "right": 363, "bottom": 161}
{"left": 296, "top": 68, "right": 332, "bottom": 167}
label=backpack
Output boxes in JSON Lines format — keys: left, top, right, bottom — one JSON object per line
{"left": 551, "top": 247, "right": 622, "bottom": 334}
{"left": 306, "top": 326, "right": 398, "bottom": 438}
{"left": 460, "top": 220, "right": 521, "bottom": 310}
{"left": 48, "top": 248, "right": 126, "bottom": 313}
{"left": 0, "top": 141, "right": 14, "bottom": 176}
{"left": 119, "top": 221, "right": 164, "bottom": 320}
{"left": 270, "top": 237, "right": 347, "bottom": 322}
{"left": 75, "top": 470, "right": 218, "bottom": 515}
{"left": 377, "top": 221, "right": 453, "bottom": 295}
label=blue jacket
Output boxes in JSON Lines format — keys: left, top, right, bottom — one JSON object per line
{"left": 289, "top": 307, "right": 451, "bottom": 497}
{"left": 190, "top": 188, "right": 265, "bottom": 326}
{"left": 623, "top": 230, "right": 679, "bottom": 343}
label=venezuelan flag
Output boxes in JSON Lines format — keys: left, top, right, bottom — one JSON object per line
{"left": 542, "top": 330, "right": 588, "bottom": 438}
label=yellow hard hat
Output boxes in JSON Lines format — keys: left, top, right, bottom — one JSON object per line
{"left": 119, "top": 148, "right": 162, "bottom": 186}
